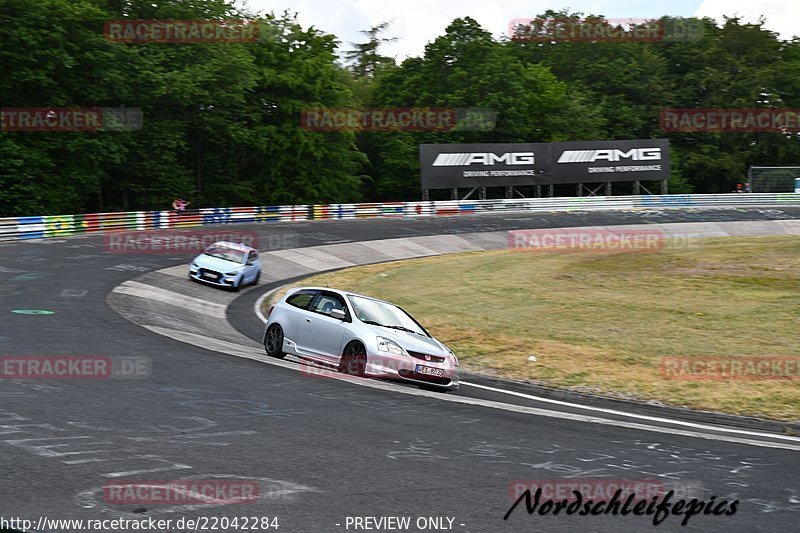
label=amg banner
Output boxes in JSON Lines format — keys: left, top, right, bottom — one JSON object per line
{"left": 419, "top": 143, "right": 550, "bottom": 188}
{"left": 549, "top": 138, "right": 670, "bottom": 184}
{"left": 420, "top": 139, "right": 670, "bottom": 188}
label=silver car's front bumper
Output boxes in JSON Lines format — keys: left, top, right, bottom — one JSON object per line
{"left": 190, "top": 267, "right": 240, "bottom": 288}
{"left": 364, "top": 350, "right": 460, "bottom": 390}
{"left": 276, "top": 342, "right": 459, "bottom": 391}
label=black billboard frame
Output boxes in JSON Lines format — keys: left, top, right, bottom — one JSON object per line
{"left": 419, "top": 139, "right": 670, "bottom": 199}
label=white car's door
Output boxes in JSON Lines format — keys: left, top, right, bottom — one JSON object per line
{"left": 281, "top": 289, "right": 318, "bottom": 351}
{"left": 304, "top": 292, "right": 348, "bottom": 363}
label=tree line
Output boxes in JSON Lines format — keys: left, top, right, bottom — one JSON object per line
{"left": 1, "top": 0, "right": 799, "bottom": 216}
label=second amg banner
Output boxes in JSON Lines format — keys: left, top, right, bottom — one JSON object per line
{"left": 419, "top": 139, "right": 670, "bottom": 189}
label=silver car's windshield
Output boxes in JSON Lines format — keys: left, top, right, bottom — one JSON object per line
{"left": 347, "top": 295, "right": 429, "bottom": 337}
{"left": 203, "top": 245, "right": 245, "bottom": 264}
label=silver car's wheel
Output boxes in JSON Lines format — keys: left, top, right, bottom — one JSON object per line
{"left": 339, "top": 342, "right": 367, "bottom": 377}
{"left": 265, "top": 324, "right": 286, "bottom": 359}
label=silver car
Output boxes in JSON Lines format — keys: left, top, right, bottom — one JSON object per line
{"left": 262, "top": 287, "right": 460, "bottom": 391}
{"left": 189, "top": 241, "right": 261, "bottom": 291}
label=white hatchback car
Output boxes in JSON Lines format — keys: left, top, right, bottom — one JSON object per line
{"left": 263, "top": 287, "right": 460, "bottom": 391}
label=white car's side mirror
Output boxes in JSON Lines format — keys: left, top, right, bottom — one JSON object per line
{"left": 330, "top": 309, "right": 346, "bottom": 320}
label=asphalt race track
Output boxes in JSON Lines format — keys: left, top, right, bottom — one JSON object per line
{"left": 1, "top": 207, "right": 799, "bottom": 533}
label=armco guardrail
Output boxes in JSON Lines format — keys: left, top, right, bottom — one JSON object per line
{"left": 1, "top": 193, "right": 798, "bottom": 242}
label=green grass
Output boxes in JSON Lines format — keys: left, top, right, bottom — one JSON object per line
{"left": 268, "top": 236, "right": 800, "bottom": 421}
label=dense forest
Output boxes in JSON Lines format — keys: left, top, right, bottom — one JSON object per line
{"left": 1, "top": 0, "right": 799, "bottom": 216}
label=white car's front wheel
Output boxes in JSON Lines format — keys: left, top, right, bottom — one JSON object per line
{"left": 339, "top": 341, "right": 367, "bottom": 376}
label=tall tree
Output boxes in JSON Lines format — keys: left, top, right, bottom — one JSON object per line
{"left": 2, "top": 4, "right": 799, "bottom": 215}
{"left": 364, "top": 17, "right": 604, "bottom": 199}
{"left": 344, "top": 22, "right": 397, "bottom": 79}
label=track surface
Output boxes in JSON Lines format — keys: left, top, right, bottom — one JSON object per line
{"left": 1, "top": 208, "right": 799, "bottom": 532}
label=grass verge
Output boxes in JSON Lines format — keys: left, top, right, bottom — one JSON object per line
{"left": 264, "top": 236, "right": 800, "bottom": 421}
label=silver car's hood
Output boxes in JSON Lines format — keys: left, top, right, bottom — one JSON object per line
{"left": 367, "top": 326, "right": 447, "bottom": 354}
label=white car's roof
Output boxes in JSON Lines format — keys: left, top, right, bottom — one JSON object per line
{"left": 290, "top": 286, "right": 344, "bottom": 295}
{"left": 290, "top": 286, "right": 390, "bottom": 304}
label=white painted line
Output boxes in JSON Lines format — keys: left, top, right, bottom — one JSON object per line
{"left": 461, "top": 381, "right": 800, "bottom": 444}
{"left": 113, "top": 281, "right": 227, "bottom": 319}
{"left": 358, "top": 237, "right": 440, "bottom": 260}
{"left": 143, "top": 326, "right": 800, "bottom": 451}
{"left": 254, "top": 287, "right": 282, "bottom": 325}
{"left": 270, "top": 248, "right": 354, "bottom": 271}
{"left": 157, "top": 265, "right": 189, "bottom": 278}
{"left": 409, "top": 234, "right": 486, "bottom": 254}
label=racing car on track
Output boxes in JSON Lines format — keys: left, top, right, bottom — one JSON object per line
{"left": 263, "top": 287, "right": 460, "bottom": 391}
{"left": 189, "top": 241, "right": 261, "bottom": 291}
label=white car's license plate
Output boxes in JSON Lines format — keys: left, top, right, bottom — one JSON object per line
{"left": 203, "top": 273, "right": 220, "bottom": 280}
{"left": 416, "top": 364, "right": 444, "bottom": 377}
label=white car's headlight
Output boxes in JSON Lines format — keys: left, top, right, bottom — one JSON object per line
{"left": 225, "top": 269, "right": 242, "bottom": 275}
{"left": 191, "top": 262, "right": 198, "bottom": 268}
{"left": 377, "top": 337, "right": 404, "bottom": 355}
{"left": 444, "top": 344, "right": 459, "bottom": 366}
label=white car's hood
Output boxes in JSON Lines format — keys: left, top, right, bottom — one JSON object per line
{"left": 193, "top": 254, "right": 244, "bottom": 273}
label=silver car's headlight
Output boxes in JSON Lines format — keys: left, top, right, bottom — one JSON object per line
{"left": 444, "top": 344, "right": 459, "bottom": 366}
{"left": 225, "top": 269, "right": 241, "bottom": 275}
{"left": 377, "top": 337, "right": 404, "bottom": 355}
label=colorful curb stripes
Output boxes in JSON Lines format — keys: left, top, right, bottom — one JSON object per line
{"left": 1, "top": 194, "right": 798, "bottom": 242}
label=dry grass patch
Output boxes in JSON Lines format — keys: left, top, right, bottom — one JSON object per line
{"left": 263, "top": 236, "right": 800, "bottom": 421}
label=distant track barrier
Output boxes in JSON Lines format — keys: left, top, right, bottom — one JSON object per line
{"left": 1, "top": 193, "right": 799, "bottom": 242}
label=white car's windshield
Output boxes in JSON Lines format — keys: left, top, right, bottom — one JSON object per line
{"left": 348, "top": 295, "right": 428, "bottom": 336}
{"left": 203, "top": 245, "right": 245, "bottom": 264}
